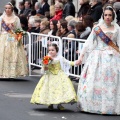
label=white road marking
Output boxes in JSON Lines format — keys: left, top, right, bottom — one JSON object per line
{"left": 4, "top": 93, "right": 32, "bottom": 98}
{"left": 28, "top": 111, "right": 46, "bottom": 116}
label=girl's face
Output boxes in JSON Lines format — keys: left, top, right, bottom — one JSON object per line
{"left": 104, "top": 10, "right": 113, "bottom": 25}
{"left": 5, "top": 5, "right": 13, "bottom": 16}
{"left": 57, "top": 21, "right": 61, "bottom": 29}
{"left": 48, "top": 46, "right": 57, "bottom": 57}
{"left": 50, "top": 21, "right": 54, "bottom": 30}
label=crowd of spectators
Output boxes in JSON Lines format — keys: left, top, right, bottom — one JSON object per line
{"left": 10, "top": 0, "right": 119, "bottom": 34}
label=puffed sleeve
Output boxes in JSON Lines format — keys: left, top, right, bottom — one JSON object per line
{"left": 59, "top": 56, "right": 75, "bottom": 75}
{"left": 14, "top": 16, "right": 21, "bottom": 29}
{"left": 61, "top": 56, "right": 75, "bottom": 66}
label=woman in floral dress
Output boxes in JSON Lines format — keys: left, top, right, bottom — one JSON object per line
{"left": 76, "top": 5, "right": 120, "bottom": 115}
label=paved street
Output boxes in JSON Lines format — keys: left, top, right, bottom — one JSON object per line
{"left": 0, "top": 74, "right": 120, "bottom": 120}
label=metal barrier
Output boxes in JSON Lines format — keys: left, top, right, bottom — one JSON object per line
{"left": 23, "top": 32, "right": 88, "bottom": 77}
{"left": 22, "top": 32, "right": 31, "bottom": 75}
{"left": 62, "top": 37, "right": 87, "bottom": 78}
{"left": 29, "top": 33, "right": 61, "bottom": 76}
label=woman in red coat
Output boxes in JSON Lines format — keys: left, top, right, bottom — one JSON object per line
{"left": 50, "top": 2, "right": 63, "bottom": 21}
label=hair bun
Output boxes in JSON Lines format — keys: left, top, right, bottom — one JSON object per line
{"left": 7, "top": 2, "right": 14, "bottom": 8}
{"left": 51, "top": 41, "right": 59, "bottom": 46}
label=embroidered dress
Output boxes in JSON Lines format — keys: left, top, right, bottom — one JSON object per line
{"left": 0, "top": 15, "right": 28, "bottom": 78}
{"left": 77, "top": 26, "right": 120, "bottom": 114}
{"left": 30, "top": 57, "right": 77, "bottom": 105}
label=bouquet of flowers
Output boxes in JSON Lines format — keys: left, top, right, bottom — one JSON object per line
{"left": 42, "top": 55, "right": 52, "bottom": 65}
{"left": 1, "top": 20, "right": 26, "bottom": 43}
{"left": 15, "top": 28, "right": 26, "bottom": 42}
{"left": 40, "top": 55, "right": 52, "bottom": 74}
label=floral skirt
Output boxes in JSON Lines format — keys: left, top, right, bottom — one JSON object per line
{"left": 30, "top": 70, "right": 77, "bottom": 105}
{"left": 77, "top": 49, "right": 120, "bottom": 115}
{"left": 0, "top": 33, "right": 28, "bottom": 78}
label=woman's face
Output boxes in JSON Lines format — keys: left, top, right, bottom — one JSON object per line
{"left": 57, "top": 21, "right": 61, "bottom": 29}
{"left": 5, "top": 5, "right": 13, "bottom": 16}
{"left": 35, "top": 22, "right": 40, "bottom": 27}
{"left": 79, "top": 0, "right": 84, "bottom": 5}
{"left": 55, "top": 4, "right": 61, "bottom": 12}
{"left": 40, "top": 23, "right": 45, "bottom": 29}
{"left": 50, "top": 21, "right": 54, "bottom": 30}
{"left": 79, "top": 16, "right": 83, "bottom": 22}
{"left": 60, "top": 26, "right": 65, "bottom": 33}
{"left": 104, "top": 10, "right": 113, "bottom": 25}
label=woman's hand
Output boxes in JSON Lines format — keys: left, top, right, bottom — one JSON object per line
{"left": 75, "top": 55, "right": 84, "bottom": 65}
{"left": 76, "top": 50, "right": 80, "bottom": 54}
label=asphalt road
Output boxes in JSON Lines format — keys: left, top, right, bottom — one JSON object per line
{"left": 0, "top": 75, "right": 120, "bottom": 120}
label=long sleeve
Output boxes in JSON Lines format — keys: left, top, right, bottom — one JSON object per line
{"left": 59, "top": 56, "right": 75, "bottom": 75}
{"left": 0, "top": 17, "right": 2, "bottom": 33}
{"left": 80, "top": 27, "right": 97, "bottom": 57}
{"left": 15, "top": 16, "right": 22, "bottom": 30}
{"left": 80, "top": 27, "right": 91, "bottom": 39}
{"left": 62, "top": 57, "right": 75, "bottom": 66}
{"left": 116, "top": 27, "right": 120, "bottom": 50}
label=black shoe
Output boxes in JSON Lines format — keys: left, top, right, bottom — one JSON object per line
{"left": 57, "top": 104, "right": 64, "bottom": 110}
{"left": 9, "top": 78, "right": 14, "bottom": 81}
{"left": 48, "top": 105, "right": 54, "bottom": 110}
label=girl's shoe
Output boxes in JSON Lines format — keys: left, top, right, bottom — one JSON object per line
{"left": 57, "top": 104, "right": 64, "bottom": 110}
{"left": 48, "top": 104, "right": 54, "bottom": 110}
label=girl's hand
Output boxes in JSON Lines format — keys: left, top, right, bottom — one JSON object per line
{"left": 44, "top": 66, "right": 48, "bottom": 70}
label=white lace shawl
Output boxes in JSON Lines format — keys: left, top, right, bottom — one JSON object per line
{"left": 0, "top": 11, "right": 21, "bottom": 32}
{"left": 80, "top": 6, "right": 120, "bottom": 57}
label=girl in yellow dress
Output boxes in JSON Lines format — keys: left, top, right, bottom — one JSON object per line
{"left": 30, "top": 42, "right": 77, "bottom": 110}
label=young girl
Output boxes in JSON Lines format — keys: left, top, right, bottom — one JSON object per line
{"left": 30, "top": 42, "right": 77, "bottom": 110}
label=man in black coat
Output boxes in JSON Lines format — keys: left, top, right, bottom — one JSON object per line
{"left": 62, "top": 0, "right": 75, "bottom": 18}
{"left": 87, "top": 0, "right": 103, "bottom": 22}
{"left": 18, "top": 1, "right": 25, "bottom": 15}
{"left": 38, "top": 0, "right": 50, "bottom": 16}
{"left": 22, "top": 0, "right": 32, "bottom": 17}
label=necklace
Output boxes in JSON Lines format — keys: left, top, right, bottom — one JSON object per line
{"left": 104, "top": 23, "right": 112, "bottom": 28}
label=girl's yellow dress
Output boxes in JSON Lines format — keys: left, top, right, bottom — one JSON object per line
{"left": 30, "top": 60, "right": 77, "bottom": 105}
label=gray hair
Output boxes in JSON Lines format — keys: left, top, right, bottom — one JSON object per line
{"left": 96, "top": 0, "right": 102, "bottom": 2}
{"left": 55, "top": 2, "right": 64, "bottom": 9}
{"left": 68, "top": 20, "right": 77, "bottom": 29}
{"left": 35, "top": 2, "right": 41, "bottom": 8}
{"left": 90, "top": 0, "right": 102, "bottom": 2}
{"left": 113, "top": 2, "right": 120, "bottom": 11}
